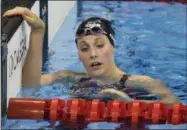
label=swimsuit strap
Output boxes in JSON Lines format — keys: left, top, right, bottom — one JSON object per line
{"left": 119, "top": 74, "right": 130, "bottom": 88}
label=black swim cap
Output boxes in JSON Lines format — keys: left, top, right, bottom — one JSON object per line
{"left": 75, "top": 17, "right": 115, "bottom": 47}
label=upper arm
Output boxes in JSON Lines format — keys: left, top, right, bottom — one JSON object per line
{"left": 126, "top": 75, "right": 154, "bottom": 88}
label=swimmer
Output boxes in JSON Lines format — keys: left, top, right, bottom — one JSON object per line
{"left": 3, "top": 7, "right": 180, "bottom": 105}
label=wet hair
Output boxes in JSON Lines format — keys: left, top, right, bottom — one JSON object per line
{"left": 75, "top": 17, "right": 115, "bottom": 47}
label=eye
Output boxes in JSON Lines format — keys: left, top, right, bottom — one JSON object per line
{"left": 95, "top": 40, "right": 104, "bottom": 48}
{"left": 80, "top": 46, "right": 89, "bottom": 52}
{"left": 97, "top": 44, "right": 104, "bottom": 48}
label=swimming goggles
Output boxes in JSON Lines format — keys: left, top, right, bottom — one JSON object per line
{"left": 76, "top": 26, "right": 107, "bottom": 39}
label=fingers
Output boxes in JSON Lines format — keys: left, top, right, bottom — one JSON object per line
{"left": 3, "top": 7, "right": 35, "bottom": 17}
{"left": 99, "top": 90, "right": 107, "bottom": 95}
{"left": 22, "top": 14, "right": 33, "bottom": 24}
{"left": 99, "top": 89, "right": 132, "bottom": 101}
{"left": 99, "top": 89, "right": 127, "bottom": 97}
{"left": 3, "top": 7, "right": 24, "bottom": 17}
{"left": 22, "top": 7, "right": 36, "bottom": 17}
{"left": 99, "top": 89, "right": 115, "bottom": 95}
{"left": 2, "top": 6, "right": 45, "bottom": 33}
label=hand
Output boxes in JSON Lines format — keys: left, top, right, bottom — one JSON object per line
{"left": 3, "top": 7, "right": 45, "bottom": 33}
{"left": 99, "top": 88, "right": 134, "bottom": 102}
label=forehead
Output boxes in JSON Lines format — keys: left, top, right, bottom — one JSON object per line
{"left": 77, "top": 35, "right": 107, "bottom": 44}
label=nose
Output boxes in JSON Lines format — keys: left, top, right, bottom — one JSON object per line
{"left": 90, "top": 47, "right": 97, "bottom": 59}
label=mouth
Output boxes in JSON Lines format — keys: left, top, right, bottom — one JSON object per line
{"left": 90, "top": 62, "right": 103, "bottom": 68}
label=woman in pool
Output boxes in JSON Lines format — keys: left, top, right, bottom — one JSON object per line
{"left": 3, "top": 7, "right": 179, "bottom": 104}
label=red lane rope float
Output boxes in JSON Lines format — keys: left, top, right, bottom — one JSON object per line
{"left": 49, "top": 98, "right": 60, "bottom": 126}
{"left": 126, "top": 101, "right": 147, "bottom": 124}
{"left": 59, "top": 99, "right": 87, "bottom": 130}
{"left": 65, "top": 99, "right": 86, "bottom": 122}
{"left": 7, "top": 98, "right": 46, "bottom": 120}
{"left": 167, "top": 103, "right": 187, "bottom": 124}
{"left": 105, "top": 100, "right": 126, "bottom": 122}
{"left": 86, "top": 99, "right": 105, "bottom": 122}
{"left": 145, "top": 102, "right": 168, "bottom": 124}
{"left": 7, "top": 98, "right": 187, "bottom": 127}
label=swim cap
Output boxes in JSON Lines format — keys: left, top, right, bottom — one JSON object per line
{"left": 75, "top": 17, "right": 115, "bottom": 47}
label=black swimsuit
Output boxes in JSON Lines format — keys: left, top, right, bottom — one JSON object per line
{"left": 70, "top": 74, "right": 161, "bottom": 101}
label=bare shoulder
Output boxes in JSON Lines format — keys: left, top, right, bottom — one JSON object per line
{"left": 128, "top": 75, "right": 153, "bottom": 82}
{"left": 127, "top": 75, "right": 154, "bottom": 84}
{"left": 126, "top": 74, "right": 164, "bottom": 88}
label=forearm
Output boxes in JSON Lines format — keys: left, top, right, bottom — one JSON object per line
{"left": 40, "top": 70, "right": 79, "bottom": 86}
{"left": 22, "top": 30, "right": 44, "bottom": 87}
{"left": 117, "top": 92, "right": 180, "bottom": 105}
{"left": 120, "top": 97, "right": 179, "bottom": 106}
{"left": 134, "top": 79, "right": 180, "bottom": 105}
{"left": 142, "top": 80, "right": 180, "bottom": 105}
{"left": 139, "top": 99, "right": 179, "bottom": 105}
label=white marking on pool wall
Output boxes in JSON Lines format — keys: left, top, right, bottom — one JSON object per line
{"left": 48, "top": 1, "right": 76, "bottom": 44}
{"left": 6, "top": 1, "right": 39, "bottom": 106}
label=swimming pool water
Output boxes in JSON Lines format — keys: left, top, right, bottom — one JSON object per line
{"left": 3, "top": 1, "right": 187, "bottom": 129}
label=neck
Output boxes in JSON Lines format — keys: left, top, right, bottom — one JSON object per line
{"left": 92, "top": 64, "right": 125, "bottom": 85}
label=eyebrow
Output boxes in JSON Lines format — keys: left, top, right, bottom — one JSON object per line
{"left": 94, "top": 37, "right": 103, "bottom": 42}
{"left": 79, "top": 40, "right": 88, "bottom": 46}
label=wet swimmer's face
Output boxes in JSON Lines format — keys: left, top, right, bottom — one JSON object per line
{"left": 77, "top": 34, "right": 115, "bottom": 78}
